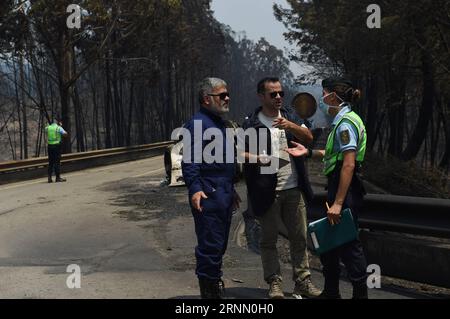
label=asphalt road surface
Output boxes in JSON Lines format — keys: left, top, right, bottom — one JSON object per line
{"left": 0, "top": 156, "right": 442, "bottom": 299}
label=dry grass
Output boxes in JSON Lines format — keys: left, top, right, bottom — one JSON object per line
{"left": 362, "top": 152, "right": 449, "bottom": 199}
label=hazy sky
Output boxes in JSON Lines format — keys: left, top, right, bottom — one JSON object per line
{"left": 210, "top": 0, "right": 308, "bottom": 76}
{"left": 210, "top": 1, "right": 326, "bottom": 126}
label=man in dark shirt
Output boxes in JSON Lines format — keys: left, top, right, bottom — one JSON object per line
{"left": 241, "top": 77, "right": 321, "bottom": 299}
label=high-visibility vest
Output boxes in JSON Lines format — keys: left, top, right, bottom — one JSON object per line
{"left": 46, "top": 123, "right": 62, "bottom": 145}
{"left": 323, "top": 110, "right": 367, "bottom": 176}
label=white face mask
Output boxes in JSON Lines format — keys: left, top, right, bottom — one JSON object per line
{"left": 319, "top": 92, "right": 347, "bottom": 127}
{"left": 318, "top": 93, "right": 334, "bottom": 115}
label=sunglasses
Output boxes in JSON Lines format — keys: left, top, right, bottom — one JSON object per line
{"left": 208, "top": 92, "right": 230, "bottom": 100}
{"left": 268, "top": 91, "right": 285, "bottom": 99}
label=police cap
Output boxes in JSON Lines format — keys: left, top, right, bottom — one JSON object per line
{"left": 322, "top": 77, "right": 353, "bottom": 90}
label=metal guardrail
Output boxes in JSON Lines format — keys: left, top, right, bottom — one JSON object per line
{"left": 307, "top": 192, "right": 450, "bottom": 238}
{"left": 2, "top": 141, "right": 449, "bottom": 239}
{"left": 0, "top": 141, "right": 174, "bottom": 184}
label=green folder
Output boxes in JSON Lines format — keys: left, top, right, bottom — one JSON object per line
{"left": 307, "top": 208, "right": 358, "bottom": 255}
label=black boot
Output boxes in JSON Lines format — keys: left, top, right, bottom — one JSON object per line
{"left": 352, "top": 281, "right": 368, "bottom": 299}
{"left": 55, "top": 176, "right": 66, "bottom": 182}
{"left": 217, "top": 279, "right": 225, "bottom": 299}
{"left": 48, "top": 176, "right": 53, "bottom": 183}
{"left": 316, "top": 290, "right": 342, "bottom": 299}
{"left": 199, "top": 278, "right": 214, "bottom": 299}
{"left": 199, "top": 278, "right": 225, "bottom": 299}
{"left": 316, "top": 277, "right": 341, "bottom": 299}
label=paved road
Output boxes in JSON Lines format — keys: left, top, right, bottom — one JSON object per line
{"left": 0, "top": 156, "right": 434, "bottom": 299}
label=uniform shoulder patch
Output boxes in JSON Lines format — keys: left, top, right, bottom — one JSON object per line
{"left": 340, "top": 129, "right": 350, "bottom": 145}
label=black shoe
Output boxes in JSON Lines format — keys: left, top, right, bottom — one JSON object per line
{"left": 352, "top": 282, "right": 368, "bottom": 299}
{"left": 317, "top": 277, "right": 341, "bottom": 299}
{"left": 199, "top": 278, "right": 225, "bottom": 299}
{"left": 48, "top": 178, "right": 53, "bottom": 183}
{"left": 218, "top": 279, "right": 226, "bottom": 299}
{"left": 55, "top": 177, "right": 66, "bottom": 182}
{"left": 315, "top": 291, "right": 342, "bottom": 299}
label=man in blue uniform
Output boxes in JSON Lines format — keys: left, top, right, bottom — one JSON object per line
{"left": 181, "top": 77, "right": 240, "bottom": 299}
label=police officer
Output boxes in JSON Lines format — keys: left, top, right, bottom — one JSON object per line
{"left": 181, "top": 78, "right": 241, "bottom": 299}
{"left": 286, "top": 77, "right": 368, "bottom": 299}
{"left": 45, "top": 117, "right": 68, "bottom": 183}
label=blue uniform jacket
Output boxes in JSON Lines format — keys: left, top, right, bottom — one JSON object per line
{"left": 181, "top": 107, "right": 236, "bottom": 208}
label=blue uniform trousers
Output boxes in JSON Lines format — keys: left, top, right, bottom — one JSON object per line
{"left": 191, "top": 176, "right": 234, "bottom": 280}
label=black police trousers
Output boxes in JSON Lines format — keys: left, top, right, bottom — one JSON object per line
{"left": 48, "top": 144, "right": 62, "bottom": 178}
{"left": 320, "top": 167, "right": 368, "bottom": 293}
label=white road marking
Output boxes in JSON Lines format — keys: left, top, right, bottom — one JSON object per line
{"left": 0, "top": 179, "right": 47, "bottom": 191}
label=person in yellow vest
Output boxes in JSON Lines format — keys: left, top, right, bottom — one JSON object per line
{"left": 285, "top": 77, "right": 368, "bottom": 299}
{"left": 45, "top": 117, "right": 68, "bottom": 183}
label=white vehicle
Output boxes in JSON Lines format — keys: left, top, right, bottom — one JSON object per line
{"left": 164, "top": 139, "right": 185, "bottom": 187}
